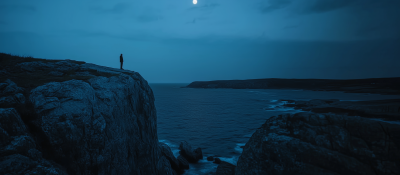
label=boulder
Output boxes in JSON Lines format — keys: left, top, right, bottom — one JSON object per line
{"left": 216, "top": 161, "right": 236, "bottom": 175}
{"left": 178, "top": 141, "right": 203, "bottom": 163}
{"left": 235, "top": 112, "right": 400, "bottom": 175}
{"left": 0, "top": 108, "right": 68, "bottom": 175}
{"left": 0, "top": 154, "right": 67, "bottom": 175}
{"left": 0, "top": 93, "right": 26, "bottom": 106}
{"left": 157, "top": 156, "right": 175, "bottom": 175}
{"left": 0, "top": 108, "right": 28, "bottom": 136}
{"left": 0, "top": 79, "right": 24, "bottom": 96}
{"left": 207, "top": 156, "right": 214, "bottom": 161}
{"left": 213, "top": 157, "right": 221, "bottom": 164}
{"left": 159, "top": 142, "right": 180, "bottom": 172}
{"left": 177, "top": 155, "right": 189, "bottom": 169}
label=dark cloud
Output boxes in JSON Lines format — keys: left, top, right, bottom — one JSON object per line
{"left": 0, "top": 4, "right": 36, "bottom": 13}
{"left": 302, "top": 0, "right": 357, "bottom": 14}
{"left": 188, "top": 3, "right": 219, "bottom": 11}
{"left": 259, "top": 0, "right": 292, "bottom": 13}
{"left": 90, "top": 2, "right": 131, "bottom": 14}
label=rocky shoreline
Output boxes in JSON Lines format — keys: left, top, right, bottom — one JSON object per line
{"left": 1, "top": 53, "right": 399, "bottom": 174}
{"left": 185, "top": 78, "right": 400, "bottom": 95}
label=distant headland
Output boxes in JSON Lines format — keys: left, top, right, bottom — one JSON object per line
{"left": 186, "top": 78, "right": 400, "bottom": 95}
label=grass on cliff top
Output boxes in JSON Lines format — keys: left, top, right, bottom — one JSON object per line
{"left": 0, "top": 53, "right": 118, "bottom": 93}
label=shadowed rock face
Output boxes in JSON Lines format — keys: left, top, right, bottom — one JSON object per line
{"left": 0, "top": 108, "right": 68, "bottom": 174}
{"left": 236, "top": 112, "right": 400, "bottom": 175}
{"left": 0, "top": 54, "right": 174, "bottom": 174}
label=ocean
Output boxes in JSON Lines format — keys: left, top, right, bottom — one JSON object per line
{"left": 149, "top": 83, "right": 400, "bottom": 175}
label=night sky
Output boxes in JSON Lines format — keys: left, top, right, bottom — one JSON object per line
{"left": 1, "top": 0, "right": 399, "bottom": 83}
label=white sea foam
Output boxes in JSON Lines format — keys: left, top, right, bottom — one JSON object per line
{"left": 219, "top": 156, "right": 239, "bottom": 165}
{"left": 235, "top": 143, "right": 246, "bottom": 153}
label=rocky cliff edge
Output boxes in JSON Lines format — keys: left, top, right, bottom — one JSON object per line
{"left": 0, "top": 53, "right": 175, "bottom": 174}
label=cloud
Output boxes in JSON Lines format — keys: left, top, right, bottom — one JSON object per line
{"left": 0, "top": 4, "right": 36, "bottom": 13}
{"left": 90, "top": 2, "right": 131, "bottom": 14}
{"left": 259, "top": 0, "right": 292, "bottom": 13}
{"left": 302, "top": 0, "right": 357, "bottom": 14}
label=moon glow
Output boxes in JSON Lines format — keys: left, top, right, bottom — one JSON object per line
{"left": 193, "top": 0, "right": 197, "bottom": 4}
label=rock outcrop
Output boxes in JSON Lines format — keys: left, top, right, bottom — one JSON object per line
{"left": 216, "top": 161, "right": 236, "bottom": 175}
{"left": 0, "top": 108, "right": 68, "bottom": 174}
{"left": 236, "top": 112, "right": 400, "bottom": 175}
{"left": 178, "top": 141, "right": 203, "bottom": 163}
{"left": 0, "top": 53, "right": 174, "bottom": 174}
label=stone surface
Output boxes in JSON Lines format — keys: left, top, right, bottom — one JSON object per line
{"left": 213, "top": 157, "right": 221, "bottom": 164}
{"left": 0, "top": 79, "right": 24, "bottom": 96}
{"left": 0, "top": 108, "right": 68, "bottom": 175}
{"left": 207, "top": 156, "right": 214, "bottom": 161}
{"left": 177, "top": 155, "right": 189, "bottom": 169}
{"left": 236, "top": 112, "right": 400, "bottom": 175}
{"left": 178, "top": 140, "right": 203, "bottom": 163}
{"left": 216, "top": 161, "right": 236, "bottom": 175}
{"left": 0, "top": 54, "right": 175, "bottom": 174}
{"left": 159, "top": 142, "right": 180, "bottom": 172}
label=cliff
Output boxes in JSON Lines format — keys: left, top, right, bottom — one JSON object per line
{"left": 235, "top": 99, "right": 400, "bottom": 175}
{"left": 0, "top": 53, "right": 175, "bottom": 174}
{"left": 186, "top": 78, "right": 400, "bottom": 95}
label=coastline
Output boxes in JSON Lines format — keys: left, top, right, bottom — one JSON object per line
{"left": 185, "top": 78, "right": 400, "bottom": 95}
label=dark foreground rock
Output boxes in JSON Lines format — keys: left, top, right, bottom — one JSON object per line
{"left": 0, "top": 108, "right": 67, "bottom": 174}
{"left": 236, "top": 112, "right": 400, "bottom": 175}
{"left": 159, "top": 142, "right": 184, "bottom": 174}
{"left": 216, "top": 161, "right": 236, "bottom": 175}
{"left": 177, "top": 155, "right": 189, "bottom": 169}
{"left": 178, "top": 141, "right": 203, "bottom": 163}
{"left": 186, "top": 78, "right": 400, "bottom": 95}
{"left": 213, "top": 157, "right": 221, "bottom": 164}
{"left": 0, "top": 53, "right": 175, "bottom": 174}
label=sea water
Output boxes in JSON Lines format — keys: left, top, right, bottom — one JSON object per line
{"left": 150, "top": 83, "right": 400, "bottom": 175}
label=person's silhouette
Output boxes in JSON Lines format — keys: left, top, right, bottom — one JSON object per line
{"left": 120, "top": 54, "right": 124, "bottom": 70}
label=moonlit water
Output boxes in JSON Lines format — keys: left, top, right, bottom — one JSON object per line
{"left": 150, "top": 83, "right": 400, "bottom": 174}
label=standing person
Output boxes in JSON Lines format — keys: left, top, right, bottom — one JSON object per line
{"left": 120, "top": 54, "right": 124, "bottom": 70}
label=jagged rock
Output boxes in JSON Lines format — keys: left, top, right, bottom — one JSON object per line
{"left": 0, "top": 93, "right": 26, "bottom": 106}
{"left": 235, "top": 112, "right": 400, "bottom": 175}
{"left": 213, "top": 157, "right": 221, "bottom": 164}
{"left": 27, "top": 74, "right": 160, "bottom": 174}
{"left": 177, "top": 155, "right": 189, "bottom": 169}
{"left": 0, "top": 108, "right": 68, "bottom": 175}
{"left": 0, "top": 79, "right": 24, "bottom": 96}
{"left": 207, "top": 156, "right": 214, "bottom": 161}
{"left": 178, "top": 141, "right": 203, "bottom": 163}
{"left": 0, "top": 108, "right": 28, "bottom": 136}
{"left": 216, "top": 161, "right": 236, "bottom": 175}
{"left": 157, "top": 156, "right": 176, "bottom": 175}
{"left": 0, "top": 154, "right": 67, "bottom": 175}
{"left": 159, "top": 142, "right": 180, "bottom": 172}
{"left": 0, "top": 54, "right": 174, "bottom": 174}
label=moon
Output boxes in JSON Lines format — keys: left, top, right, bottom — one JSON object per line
{"left": 193, "top": 0, "right": 197, "bottom": 4}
